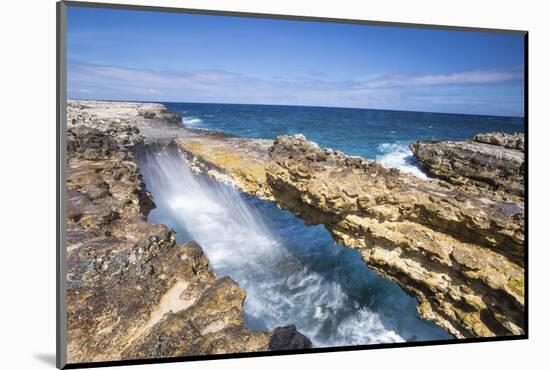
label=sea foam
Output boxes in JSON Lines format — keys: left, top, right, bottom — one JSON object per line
{"left": 376, "top": 143, "right": 429, "bottom": 179}
{"left": 181, "top": 116, "right": 203, "bottom": 126}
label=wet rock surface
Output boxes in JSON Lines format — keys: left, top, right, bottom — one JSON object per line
{"left": 410, "top": 132, "right": 524, "bottom": 196}
{"left": 66, "top": 101, "right": 310, "bottom": 363}
{"left": 269, "top": 325, "right": 313, "bottom": 351}
{"left": 265, "top": 135, "right": 525, "bottom": 339}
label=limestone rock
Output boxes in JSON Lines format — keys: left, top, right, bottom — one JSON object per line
{"left": 410, "top": 132, "right": 524, "bottom": 196}
{"left": 474, "top": 131, "right": 524, "bottom": 151}
{"left": 175, "top": 136, "right": 274, "bottom": 200}
{"left": 67, "top": 126, "right": 117, "bottom": 160}
{"left": 66, "top": 100, "right": 525, "bottom": 348}
{"left": 138, "top": 110, "right": 156, "bottom": 119}
{"left": 161, "top": 111, "right": 184, "bottom": 124}
{"left": 266, "top": 135, "right": 525, "bottom": 339}
{"left": 66, "top": 101, "right": 310, "bottom": 364}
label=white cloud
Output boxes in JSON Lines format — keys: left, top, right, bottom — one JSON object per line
{"left": 359, "top": 68, "right": 523, "bottom": 89}
{"left": 67, "top": 61, "right": 523, "bottom": 116}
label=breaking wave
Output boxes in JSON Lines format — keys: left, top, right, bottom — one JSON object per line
{"left": 376, "top": 143, "right": 429, "bottom": 179}
{"left": 181, "top": 116, "right": 203, "bottom": 126}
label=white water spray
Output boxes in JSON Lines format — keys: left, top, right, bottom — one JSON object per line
{"left": 377, "top": 143, "right": 429, "bottom": 179}
{"left": 138, "top": 146, "right": 449, "bottom": 347}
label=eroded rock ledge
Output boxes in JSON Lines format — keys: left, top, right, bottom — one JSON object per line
{"left": 66, "top": 101, "right": 310, "bottom": 364}
{"left": 410, "top": 132, "right": 525, "bottom": 196}
{"left": 265, "top": 135, "right": 524, "bottom": 339}
{"left": 66, "top": 100, "right": 525, "bottom": 349}
{"left": 474, "top": 132, "right": 524, "bottom": 151}
{"left": 175, "top": 135, "right": 274, "bottom": 200}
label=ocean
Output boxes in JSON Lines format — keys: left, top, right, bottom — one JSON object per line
{"left": 164, "top": 102, "right": 524, "bottom": 177}
{"left": 140, "top": 102, "right": 523, "bottom": 347}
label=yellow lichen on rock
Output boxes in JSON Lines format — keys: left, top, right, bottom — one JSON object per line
{"left": 175, "top": 136, "right": 273, "bottom": 199}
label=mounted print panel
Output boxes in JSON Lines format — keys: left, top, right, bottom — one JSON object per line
{"left": 57, "top": 1, "right": 527, "bottom": 368}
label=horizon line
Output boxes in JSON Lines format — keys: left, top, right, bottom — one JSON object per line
{"left": 67, "top": 97, "right": 525, "bottom": 119}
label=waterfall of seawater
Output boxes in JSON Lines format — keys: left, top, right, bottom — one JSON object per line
{"left": 137, "top": 146, "right": 450, "bottom": 347}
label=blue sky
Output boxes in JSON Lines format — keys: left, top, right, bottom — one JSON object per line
{"left": 67, "top": 6, "right": 525, "bottom": 116}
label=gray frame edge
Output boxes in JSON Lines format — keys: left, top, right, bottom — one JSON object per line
{"left": 56, "top": 1, "right": 68, "bottom": 369}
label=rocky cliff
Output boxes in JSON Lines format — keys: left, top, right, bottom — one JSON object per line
{"left": 66, "top": 101, "right": 525, "bottom": 353}
{"left": 65, "top": 101, "right": 310, "bottom": 364}
{"left": 410, "top": 132, "right": 525, "bottom": 196}
{"left": 265, "top": 135, "right": 524, "bottom": 339}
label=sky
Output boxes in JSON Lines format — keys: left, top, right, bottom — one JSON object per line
{"left": 67, "top": 6, "right": 525, "bottom": 116}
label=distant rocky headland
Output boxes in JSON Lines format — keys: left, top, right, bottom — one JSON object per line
{"left": 65, "top": 100, "right": 524, "bottom": 362}
{"left": 411, "top": 132, "right": 524, "bottom": 196}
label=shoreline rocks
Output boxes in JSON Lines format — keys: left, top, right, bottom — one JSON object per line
{"left": 410, "top": 132, "right": 525, "bottom": 196}
{"left": 265, "top": 135, "right": 524, "bottom": 339}
{"left": 473, "top": 132, "right": 524, "bottom": 151}
{"left": 66, "top": 100, "right": 525, "bottom": 349}
{"left": 66, "top": 101, "right": 310, "bottom": 363}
